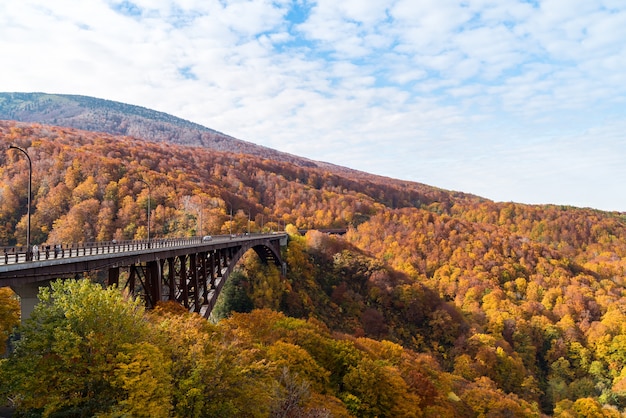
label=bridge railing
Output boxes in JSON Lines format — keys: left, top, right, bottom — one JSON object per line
{"left": 1, "top": 237, "right": 204, "bottom": 265}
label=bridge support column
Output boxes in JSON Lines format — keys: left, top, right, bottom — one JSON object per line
{"left": 200, "top": 253, "right": 209, "bottom": 304}
{"left": 190, "top": 254, "right": 200, "bottom": 312}
{"left": 180, "top": 255, "right": 189, "bottom": 309}
{"left": 218, "top": 250, "right": 224, "bottom": 277}
{"left": 109, "top": 267, "right": 120, "bottom": 287}
{"left": 208, "top": 252, "right": 216, "bottom": 288}
{"left": 146, "top": 260, "right": 161, "bottom": 308}
{"left": 167, "top": 257, "right": 175, "bottom": 301}
{"left": 11, "top": 281, "right": 51, "bottom": 322}
{"left": 128, "top": 266, "right": 138, "bottom": 293}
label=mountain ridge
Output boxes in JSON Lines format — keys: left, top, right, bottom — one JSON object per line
{"left": 0, "top": 91, "right": 480, "bottom": 203}
{"left": 0, "top": 92, "right": 330, "bottom": 169}
{"left": 0, "top": 92, "right": 394, "bottom": 174}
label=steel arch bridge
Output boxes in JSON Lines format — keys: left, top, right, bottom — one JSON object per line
{"left": 0, "top": 233, "right": 288, "bottom": 320}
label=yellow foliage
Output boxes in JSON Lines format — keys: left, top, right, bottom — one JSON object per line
{"left": 0, "top": 287, "right": 20, "bottom": 355}
{"left": 110, "top": 342, "right": 173, "bottom": 418}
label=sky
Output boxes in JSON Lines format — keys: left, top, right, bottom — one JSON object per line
{"left": 1, "top": 0, "right": 625, "bottom": 212}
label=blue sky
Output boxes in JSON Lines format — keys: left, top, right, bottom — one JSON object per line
{"left": 1, "top": 0, "right": 625, "bottom": 211}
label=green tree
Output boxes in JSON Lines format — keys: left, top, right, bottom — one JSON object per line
{"left": 0, "top": 279, "right": 171, "bottom": 417}
{"left": 0, "top": 287, "right": 20, "bottom": 355}
{"left": 212, "top": 270, "right": 254, "bottom": 319}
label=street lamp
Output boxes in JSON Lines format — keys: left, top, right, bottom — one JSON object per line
{"left": 198, "top": 195, "right": 204, "bottom": 237}
{"left": 226, "top": 202, "right": 233, "bottom": 236}
{"left": 9, "top": 145, "right": 32, "bottom": 259}
{"left": 138, "top": 179, "right": 151, "bottom": 246}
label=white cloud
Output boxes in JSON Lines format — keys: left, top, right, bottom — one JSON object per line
{"left": 0, "top": 0, "right": 625, "bottom": 211}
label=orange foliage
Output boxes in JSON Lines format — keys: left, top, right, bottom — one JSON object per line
{"left": 3, "top": 121, "right": 626, "bottom": 413}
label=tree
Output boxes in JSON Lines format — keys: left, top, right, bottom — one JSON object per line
{"left": 0, "top": 279, "right": 172, "bottom": 417}
{"left": 554, "top": 398, "right": 621, "bottom": 417}
{"left": 47, "top": 198, "right": 101, "bottom": 243}
{"left": 461, "top": 377, "right": 540, "bottom": 417}
{"left": 212, "top": 270, "right": 254, "bottom": 319}
{"left": 0, "top": 287, "right": 20, "bottom": 355}
{"left": 341, "top": 356, "right": 421, "bottom": 417}
{"left": 151, "top": 305, "right": 277, "bottom": 418}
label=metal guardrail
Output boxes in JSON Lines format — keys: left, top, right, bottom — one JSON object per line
{"left": 0, "top": 234, "right": 275, "bottom": 265}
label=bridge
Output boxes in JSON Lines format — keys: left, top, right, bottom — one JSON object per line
{"left": 0, "top": 233, "right": 288, "bottom": 320}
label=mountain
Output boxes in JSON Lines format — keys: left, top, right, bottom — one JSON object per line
{"left": 0, "top": 92, "right": 322, "bottom": 168}
{"left": 0, "top": 93, "right": 356, "bottom": 170}
{"left": 0, "top": 91, "right": 480, "bottom": 205}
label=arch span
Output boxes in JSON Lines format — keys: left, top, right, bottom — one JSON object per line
{"left": 205, "top": 242, "right": 284, "bottom": 316}
{"left": 111, "top": 235, "right": 287, "bottom": 318}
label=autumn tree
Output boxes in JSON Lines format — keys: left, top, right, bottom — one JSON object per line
{"left": 0, "top": 287, "right": 20, "bottom": 356}
{"left": 0, "top": 279, "right": 172, "bottom": 417}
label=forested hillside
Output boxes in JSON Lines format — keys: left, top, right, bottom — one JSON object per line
{"left": 0, "top": 121, "right": 472, "bottom": 246}
{"left": 1, "top": 120, "right": 626, "bottom": 416}
{"left": 0, "top": 92, "right": 342, "bottom": 168}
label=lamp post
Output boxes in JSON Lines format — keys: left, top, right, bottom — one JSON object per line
{"left": 138, "top": 179, "right": 151, "bottom": 246}
{"left": 226, "top": 202, "right": 233, "bottom": 236}
{"left": 9, "top": 145, "right": 32, "bottom": 259}
{"left": 196, "top": 195, "right": 204, "bottom": 237}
